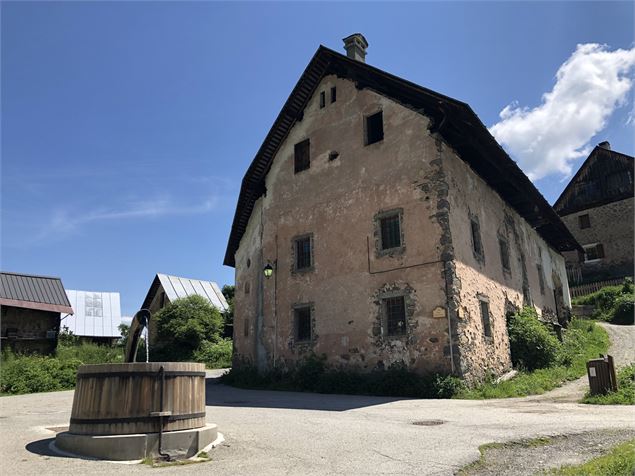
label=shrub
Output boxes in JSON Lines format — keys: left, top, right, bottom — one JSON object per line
{"left": 572, "top": 278, "right": 634, "bottom": 324}
{"left": 0, "top": 354, "right": 79, "bottom": 395}
{"left": 153, "top": 295, "right": 224, "bottom": 361}
{"left": 611, "top": 295, "right": 635, "bottom": 325}
{"left": 193, "top": 339, "right": 233, "bottom": 368}
{"left": 507, "top": 307, "right": 560, "bottom": 371}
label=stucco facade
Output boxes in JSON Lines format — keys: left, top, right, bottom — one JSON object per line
{"left": 231, "top": 73, "right": 571, "bottom": 381}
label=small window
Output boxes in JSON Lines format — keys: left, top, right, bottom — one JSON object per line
{"left": 537, "top": 264, "right": 545, "bottom": 295}
{"left": 330, "top": 87, "right": 337, "bottom": 103}
{"left": 244, "top": 281, "right": 250, "bottom": 294}
{"left": 471, "top": 218, "right": 484, "bottom": 258}
{"left": 294, "top": 235, "right": 312, "bottom": 270}
{"left": 380, "top": 213, "right": 402, "bottom": 250}
{"left": 365, "top": 111, "right": 384, "bottom": 145}
{"left": 479, "top": 298, "right": 492, "bottom": 337}
{"left": 294, "top": 139, "right": 310, "bottom": 173}
{"left": 499, "top": 238, "right": 510, "bottom": 272}
{"left": 584, "top": 243, "right": 605, "bottom": 261}
{"left": 384, "top": 296, "right": 406, "bottom": 336}
{"left": 243, "top": 319, "right": 249, "bottom": 337}
{"left": 328, "top": 151, "right": 339, "bottom": 161}
{"left": 579, "top": 214, "right": 591, "bottom": 229}
{"left": 319, "top": 91, "right": 326, "bottom": 109}
{"left": 294, "top": 306, "right": 312, "bottom": 342}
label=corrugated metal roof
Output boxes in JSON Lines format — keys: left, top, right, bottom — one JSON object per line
{"left": 62, "top": 290, "right": 122, "bottom": 338}
{"left": 142, "top": 274, "right": 229, "bottom": 312}
{"left": 0, "top": 271, "right": 73, "bottom": 314}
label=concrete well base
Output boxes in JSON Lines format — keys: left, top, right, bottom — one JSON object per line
{"left": 55, "top": 423, "right": 218, "bottom": 461}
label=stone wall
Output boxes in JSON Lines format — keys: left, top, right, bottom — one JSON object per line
{"left": 560, "top": 197, "right": 634, "bottom": 282}
{"left": 442, "top": 141, "right": 570, "bottom": 381}
{"left": 1, "top": 306, "right": 60, "bottom": 355}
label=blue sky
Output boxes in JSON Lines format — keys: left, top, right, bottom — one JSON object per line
{"left": 2, "top": 2, "right": 634, "bottom": 316}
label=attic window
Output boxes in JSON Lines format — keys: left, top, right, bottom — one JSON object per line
{"left": 578, "top": 214, "right": 591, "bottom": 229}
{"left": 319, "top": 91, "right": 326, "bottom": 109}
{"left": 365, "top": 111, "right": 384, "bottom": 145}
{"left": 294, "top": 139, "right": 310, "bottom": 173}
{"left": 471, "top": 218, "right": 484, "bottom": 260}
{"left": 499, "top": 238, "right": 511, "bottom": 272}
{"left": 330, "top": 87, "right": 337, "bottom": 103}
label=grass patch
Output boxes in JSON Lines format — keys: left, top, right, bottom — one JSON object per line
{"left": 140, "top": 452, "right": 211, "bottom": 467}
{"left": 458, "top": 436, "right": 553, "bottom": 474}
{"left": 582, "top": 363, "right": 635, "bottom": 405}
{"left": 546, "top": 439, "right": 635, "bottom": 475}
{"left": 457, "top": 319, "right": 609, "bottom": 399}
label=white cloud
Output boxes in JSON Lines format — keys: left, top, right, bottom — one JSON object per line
{"left": 490, "top": 43, "right": 635, "bottom": 181}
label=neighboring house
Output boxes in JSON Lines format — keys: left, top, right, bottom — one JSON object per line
{"left": 141, "top": 274, "right": 229, "bottom": 344}
{"left": 224, "top": 35, "right": 580, "bottom": 382}
{"left": 554, "top": 142, "right": 634, "bottom": 284}
{"left": 62, "top": 290, "right": 123, "bottom": 345}
{"left": 0, "top": 271, "right": 73, "bottom": 355}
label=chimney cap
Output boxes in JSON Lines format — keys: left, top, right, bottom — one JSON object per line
{"left": 342, "top": 33, "right": 369, "bottom": 62}
{"left": 598, "top": 141, "right": 611, "bottom": 150}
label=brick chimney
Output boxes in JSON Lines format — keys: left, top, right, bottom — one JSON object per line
{"left": 343, "top": 33, "right": 368, "bottom": 63}
{"left": 598, "top": 141, "right": 611, "bottom": 150}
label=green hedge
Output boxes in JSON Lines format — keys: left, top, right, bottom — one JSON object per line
{"left": 193, "top": 339, "right": 232, "bottom": 369}
{"left": 222, "top": 355, "right": 464, "bottom": 399}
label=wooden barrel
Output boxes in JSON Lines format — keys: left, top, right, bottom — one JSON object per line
{"left": 69, "top": 362, "right": 206, "bottom": 436}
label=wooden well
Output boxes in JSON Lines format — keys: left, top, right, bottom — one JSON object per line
{"left": 69, "top": 362, "right": 206, "bottom": 436}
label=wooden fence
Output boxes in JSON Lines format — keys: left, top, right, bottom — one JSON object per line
{"left": 569, "top": 277, "right": 630, "bottom": 298}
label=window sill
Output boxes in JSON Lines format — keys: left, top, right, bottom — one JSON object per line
{"left": 584, "top": 259, "right": 603, "bottom": 264}
{"left": 292, "top": 266, "right": 315, "bottom": 275}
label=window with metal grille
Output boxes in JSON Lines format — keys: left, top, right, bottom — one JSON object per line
{"left": 384, "top": 296, "right": 406, "bottom": 336}
{"left": 471, "top": 218, "right": 484, "bottom": 258}
{"left": 294, "top": 236, "right": 312, "bottom": 270}
{"left": 380, "top": 213, "right": 401, "bottom": 250}
{"left": 499, "top": 238, "right": 510, "bottom": 272}
{"left": 479, "top": 299, "right": 492, "bottom": 337}
{"left": 365, "top": 111, "right": 384, "bottom": 145}
{"left": 537, "top": 264, "right": 545, "bottom": 295}
{"left": 294, "top": 139, "right": 310, "bottom": 173}
{"left": 330, "top": 87, "right": 337, "bottom": 103}
{"left": 584, "top": 243, "right": 605, "bottom": 261}
{"left": 295, "top": 306, "right": 312, "bottom": 342}
{"left": 319, "top": 91, "right": 326, "bottom": 109}
{"left": 578, "top": 214, "right": 591, "bottom": 229}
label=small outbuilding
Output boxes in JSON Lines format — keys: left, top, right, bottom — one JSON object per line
{"left": 0, "top": 271, "right": 73, "bottom": 355}
{"left": 62, "top": 290, "right": 123, "bottom": 345}
{"left": 141, "top": 273, "right": 229, "bottom": 315}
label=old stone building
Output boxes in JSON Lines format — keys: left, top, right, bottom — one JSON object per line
{"left": 554, "top": 142, "right": 634, "bottom": 284}
{"left": 224, "top": 35, "right": 580, "bottom": 382}
{"left": 0, "top": 271, "right": 73, "bottom": 355}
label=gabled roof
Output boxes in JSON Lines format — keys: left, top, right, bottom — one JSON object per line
{"left": 62, "top": 290, "right": 122, "bottom": 338}
{"left": 554, "top": 145, "right": 634, "bottom": 216}
{"left": 224, "top": 45, "right": 581, "bottom": 266}
{"left": 141, "top": 273, "right": 229, "bottom": 312}
{"left": 0, "top": 271, "right": 73, "bottom": 314}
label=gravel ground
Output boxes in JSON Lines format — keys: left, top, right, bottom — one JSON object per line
{"left": 460, "top": 428, "right": 635, "bottom": 475}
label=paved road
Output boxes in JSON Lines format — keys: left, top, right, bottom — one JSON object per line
{"left": 1, "top": 325, "right": 633, "bottom": 476}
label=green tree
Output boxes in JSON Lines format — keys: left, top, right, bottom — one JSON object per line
{"left": 152, "top": 295, "right": 223, "bottom": 361}
{"left": 221, "top": 284, "right": 235, "bottom": 338}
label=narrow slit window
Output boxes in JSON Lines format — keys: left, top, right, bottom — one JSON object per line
{"left": 319, "top": 91, "right": 326, "bottom": 109}
{"left": 365, "top": 111, "right": 384, "bottom": 145}
{"left": 294, "top": 139, "right": 310, "bottom": 173}
{"left": 330, "top": 87, "right": 337, "bottom": 103}
{"left": 384, "top": 296, "right": 406, "bottom": 336}
{"left": 471, "top": 219, "right": 484, "bottom": 258}
{"left": 578, "top": 214, "right": 591, "bottom": 229}
{"left": 295, "top": 306, "right": 312, "bottom": 342}
{"left": 380, "top": 213, "right": 401, "bottom": 250}
{"left": 294, "top": 236, "right": 312, "bottom": 270}
{"left": 537, "top": 264, "right": 545, "bottom": 295}
{"left": 479, "top": 299, "right": 492, "bottom": 337}
{"left": 243, "top": 319, "right": 249, "bottom": 337}
{"left": 499, "top": 238, "right": 510, "bottom": 272}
